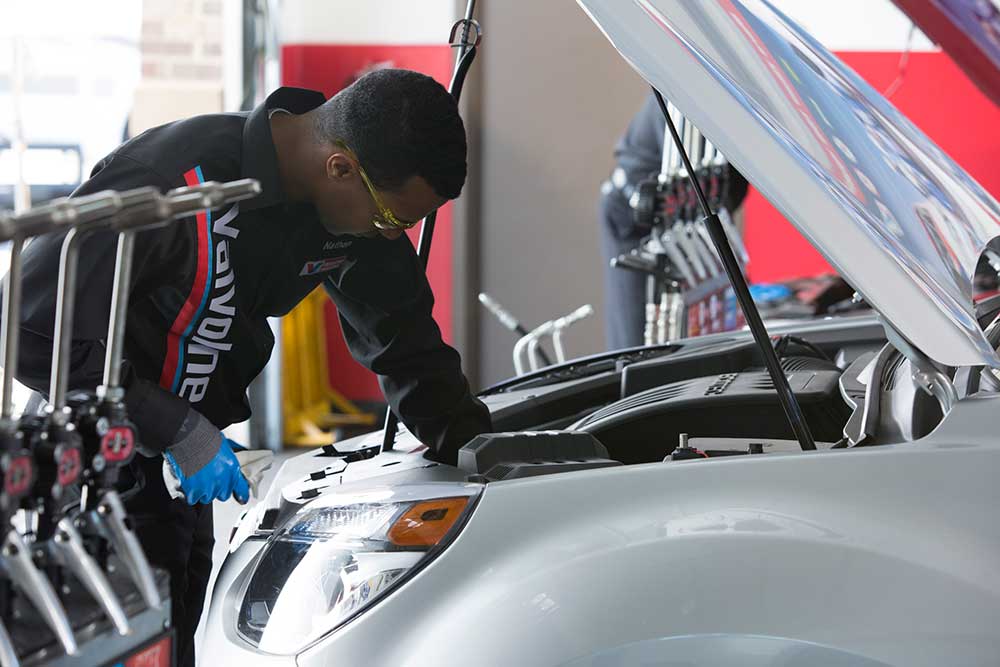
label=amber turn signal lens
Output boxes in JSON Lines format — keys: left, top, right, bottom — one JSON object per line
{"left": 388, "top": 497, "right": 470, "bottom": 547}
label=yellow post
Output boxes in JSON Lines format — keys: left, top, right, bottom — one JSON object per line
{"left": 281, "top": 288, "right": 376, "bottom": 446}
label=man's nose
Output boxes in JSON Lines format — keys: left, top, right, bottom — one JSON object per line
{"left": 378, "top": 228, "right": 405, "bottom": 240}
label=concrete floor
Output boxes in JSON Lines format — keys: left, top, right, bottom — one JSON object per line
{"left": 193, "top": 448, "right": 299, "bottom": 664}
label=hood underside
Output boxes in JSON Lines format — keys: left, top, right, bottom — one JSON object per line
{"left": 578, "top": 0, "right": 1000, "bottom": 368}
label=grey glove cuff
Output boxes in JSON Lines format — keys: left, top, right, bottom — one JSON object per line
{"left": 164, "top": 408, "right": 223, "bottom": 477}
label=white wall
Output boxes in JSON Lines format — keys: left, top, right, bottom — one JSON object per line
{"left": 769, "top": 0, "right": 932, "bottom": 50}
{"left": 473, "top": 2, "right": 649, "bottom": 386}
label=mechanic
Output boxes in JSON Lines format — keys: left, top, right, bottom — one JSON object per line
{"left": 8, "top": 69, "right": 492, "bottom": 667}
{"left": 599, "top": 92, "right": 748, "bottom": 349}
{"left": 599, "top": 92, "right": 667, "bottom": 350}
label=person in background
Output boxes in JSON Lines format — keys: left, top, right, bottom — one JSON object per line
{"left": 599, "top": 93, "right": 669, "bottom": 350}
{"left": 598, "top": 92, "right": 748, "bottom": 349}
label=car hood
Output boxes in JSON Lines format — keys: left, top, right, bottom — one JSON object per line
{"left": 577, "top": 0, "right": 1000, "bottom": 368}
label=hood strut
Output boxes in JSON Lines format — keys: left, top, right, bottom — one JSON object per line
{"left": 653, "top": 89, "right": 816, "bottom": 451}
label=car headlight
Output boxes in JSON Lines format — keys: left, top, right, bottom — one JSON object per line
{"left": 235, "top": 485, "right": 480, "bottom": 654}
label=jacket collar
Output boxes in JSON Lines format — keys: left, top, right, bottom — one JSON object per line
{"left": 240, "top": 86, "right": 327, "bottom": 212}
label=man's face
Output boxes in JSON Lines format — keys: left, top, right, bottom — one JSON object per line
{"left": 314, "top": 151, "right": 447, "bottom": 239}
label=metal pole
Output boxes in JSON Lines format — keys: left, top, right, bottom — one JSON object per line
{"left": 652, "top": 89, "right": 816, "bottom": 451}
{"left": 478, "top": 292, "right": 553, "bottom": 365}
{"left": 49, "top": 228, "right": 82, "bottom": 412}
{"left": 1, "top": 238, "right": 23, "bottom": 420}
{"left": 43, "top": 192, "right": 127, "bottom": 409}
{"left": 102, "top": 232, "right": 136, "bottom": 391}
{"left": 455, "top": 0, "right": 478, "bottom": 62}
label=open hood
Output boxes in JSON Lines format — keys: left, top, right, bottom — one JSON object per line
{"left": 577, "top": 0, "right": 1000, "bottom": 368}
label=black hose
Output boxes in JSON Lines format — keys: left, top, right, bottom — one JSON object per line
{"left": 776, "top": 335, "right": 833, "bottom": 363}
{"left": 413, "top": 47, "right": 477, "bottom": 267}
{"left": 449, "top": 45, "right": 477, "bottom": 102}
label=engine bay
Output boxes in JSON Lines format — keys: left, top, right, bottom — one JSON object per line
{"left": 575, "top": 359, "right": 847, "bottom": 464}
{"left": 267, "top": 301, "right": 1000, "bottom": 520}
{"left": 467, "top": 299, "right": 1000, "bottom": 476}
{"left": 477, "top": 319, "right": 881, "bottom": 465}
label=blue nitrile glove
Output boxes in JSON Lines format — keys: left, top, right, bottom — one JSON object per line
{"left": 163, "top": 431, "right": 250, "bottom": 505}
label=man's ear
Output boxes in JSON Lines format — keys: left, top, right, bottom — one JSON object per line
{"left": 326, "top": 152, "right": 356, "bottom": 180}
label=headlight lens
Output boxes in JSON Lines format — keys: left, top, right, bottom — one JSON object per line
{"left": 236, "top": 486, "right": 479, "bottom": 654}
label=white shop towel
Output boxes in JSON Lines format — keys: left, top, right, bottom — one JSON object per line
{"left": 163, "top": 449, "right": 274, "bottom": 502}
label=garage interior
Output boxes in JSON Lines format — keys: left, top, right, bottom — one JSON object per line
{"left": 2, "top": 1, "right": 1000, "bottom": 666}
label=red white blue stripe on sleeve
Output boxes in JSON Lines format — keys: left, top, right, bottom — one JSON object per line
{"left": 158, "top": 166, "right": 215, "bottom": 393}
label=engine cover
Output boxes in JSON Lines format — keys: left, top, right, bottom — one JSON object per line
{"left": 458, "top": 431, "right": 621, "bottom": 481}
{"left": 574, "top": 368, "right": 849, "bottom": 463}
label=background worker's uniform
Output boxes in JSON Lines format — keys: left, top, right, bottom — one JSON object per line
{"left": 599, "top": 93, "right": 666, "bottom": 350}
{"left": 8, "top": 87, "right": 491, "bottom": 667}
{"left": 599, "top": 92, "right": 748, "bottom": 350}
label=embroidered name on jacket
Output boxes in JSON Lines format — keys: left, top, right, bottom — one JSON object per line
{"left": 159, "top": 166, "right": 240, "bottom": 404}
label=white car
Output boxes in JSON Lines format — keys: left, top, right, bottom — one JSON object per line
{"left": 202, "top": 1, "right": 1000, "bottom": 665}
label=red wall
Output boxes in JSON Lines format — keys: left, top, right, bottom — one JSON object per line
{"left": 744, "top": 50, "right": 1000, "bottom": 282}
{"left": 288, "top": 46, "right": 1000, "bottom": 398}
{"left": 282, "top": 44, "right": 455, "bottom": 401}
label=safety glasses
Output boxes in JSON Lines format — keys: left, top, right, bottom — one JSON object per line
{"left": 334, "top": 140, "right": 419, "bottom": 231}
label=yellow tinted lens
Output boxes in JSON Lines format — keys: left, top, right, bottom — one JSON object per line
{"left": 372, "top": 210, "right": 417, "bottom": 231}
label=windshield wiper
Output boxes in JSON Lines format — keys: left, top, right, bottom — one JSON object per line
{"left": 653, "top": 89, "right": 816, "bottom": 450}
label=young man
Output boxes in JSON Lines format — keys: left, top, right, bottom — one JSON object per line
{"left": 11, "top": 69, "right": 492, "bottom": 667}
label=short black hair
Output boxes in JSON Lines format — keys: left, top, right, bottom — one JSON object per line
{"left": 314, "top": 69, "right": 467, "bottom": 200}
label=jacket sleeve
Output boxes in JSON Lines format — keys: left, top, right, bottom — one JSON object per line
{"left": 323, "top": 235, "right": 492, "bottom": 464}
{"left": 12, "top": 152, "right": 208, "bottom": 455}
{"left": 614, "top": 91, "right": 667, "bottom": 185}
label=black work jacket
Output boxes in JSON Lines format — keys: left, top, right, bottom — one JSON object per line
{"left": 12, "top": 87, "right": 490, "bottom": 461}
